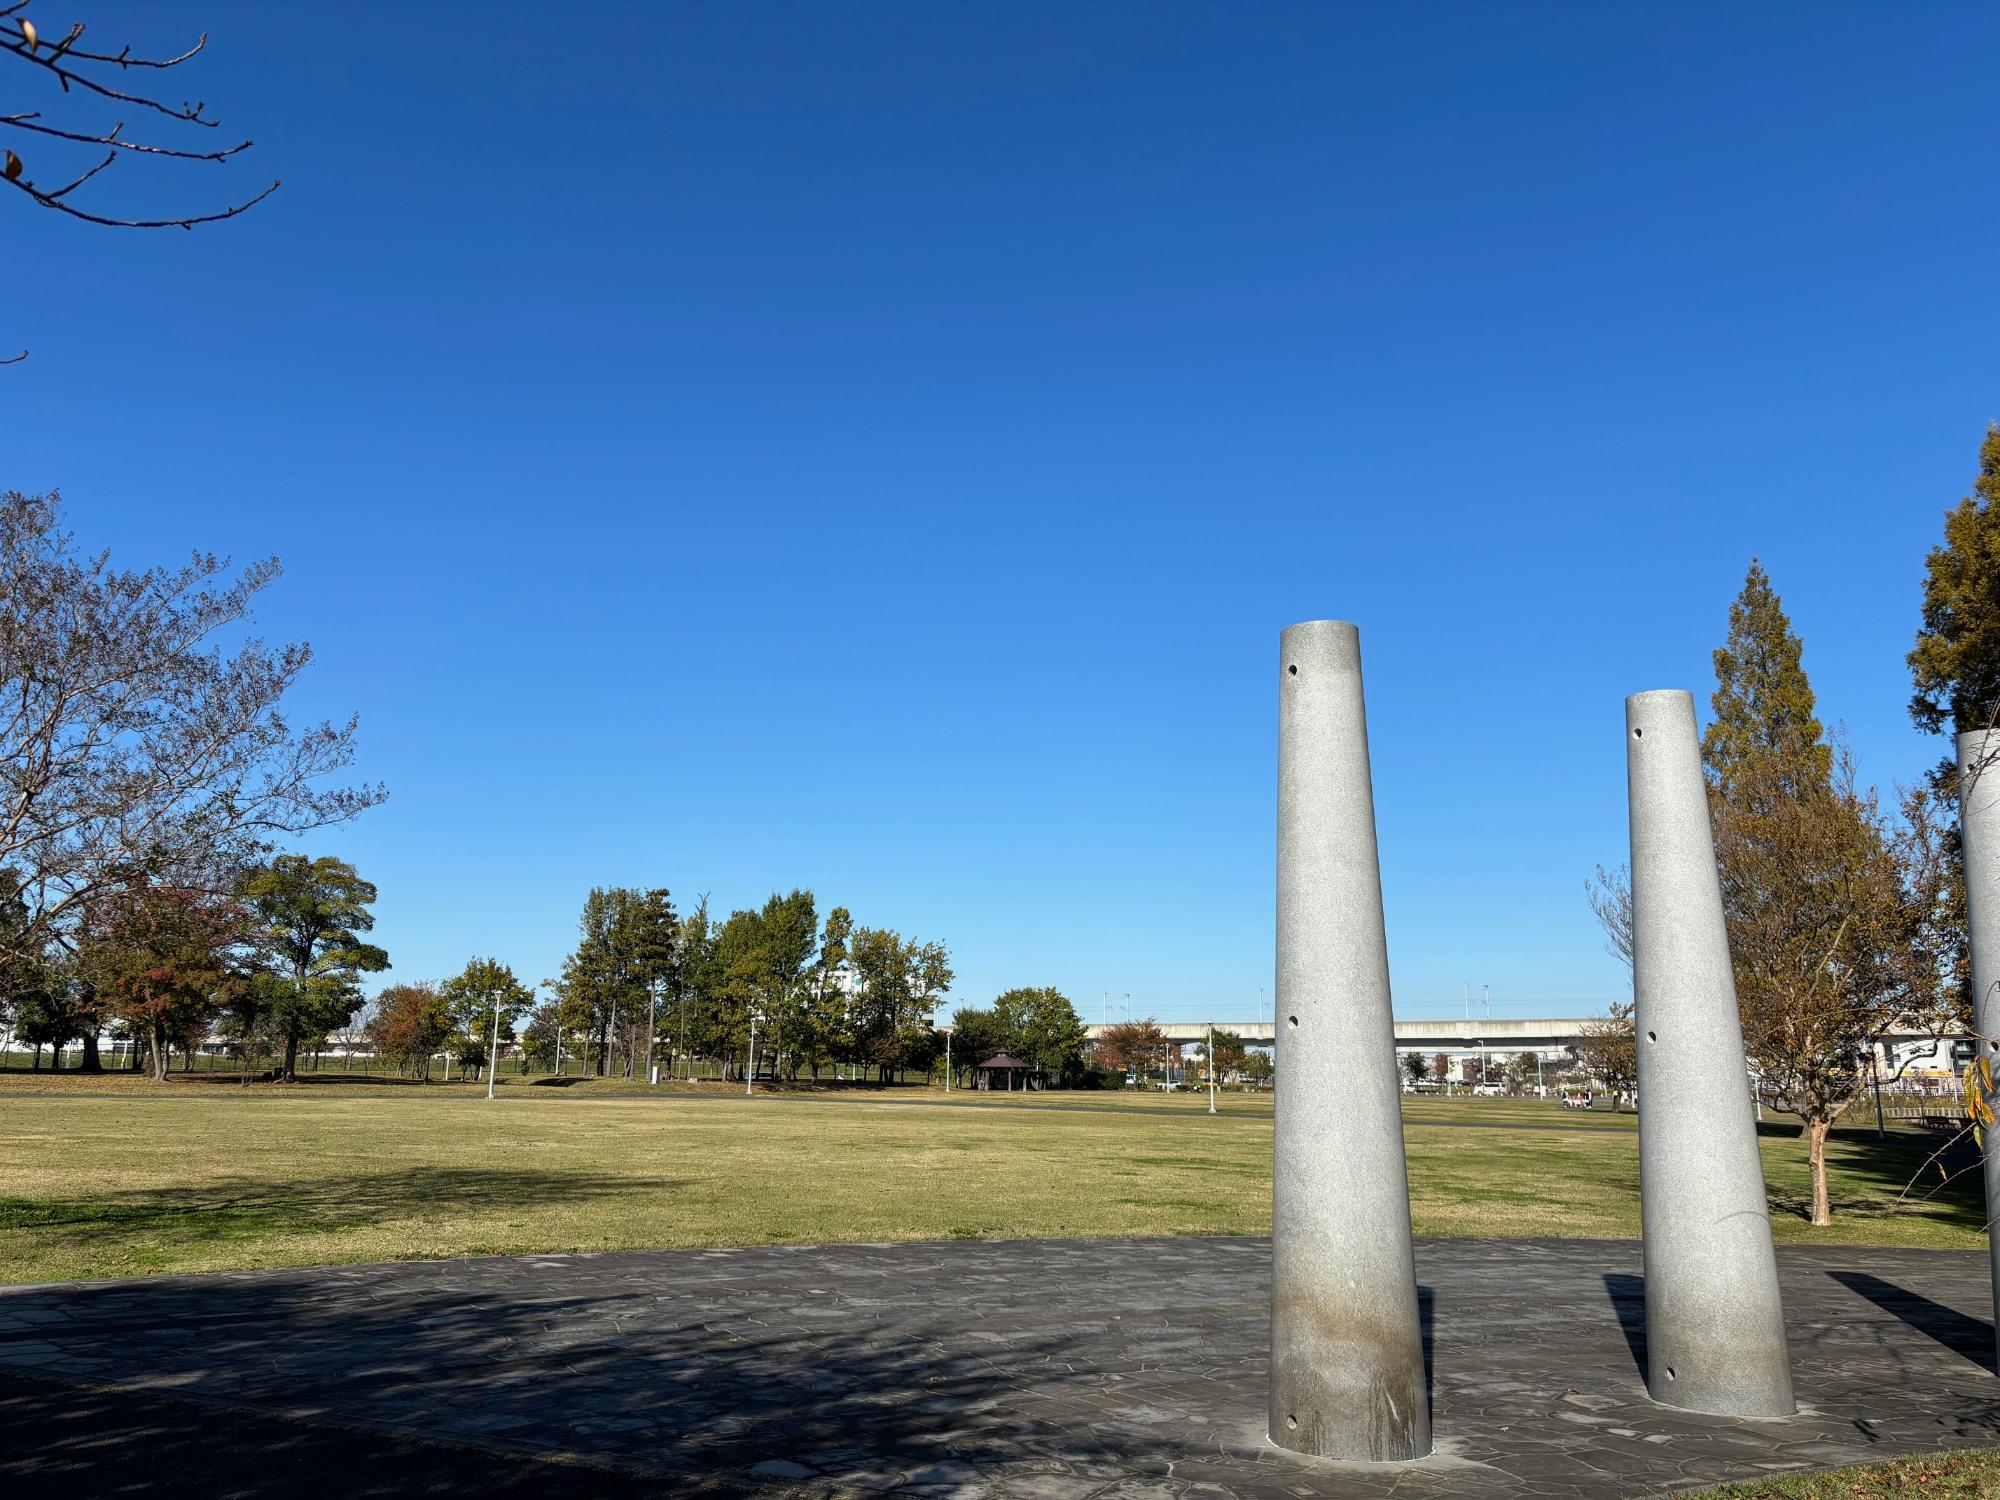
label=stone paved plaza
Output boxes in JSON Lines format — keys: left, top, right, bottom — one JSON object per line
{"left": 2, "top": 1236, "right": 1997, "bottom": 1497}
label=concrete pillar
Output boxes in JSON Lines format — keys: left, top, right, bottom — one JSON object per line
{"left": 1958, "top": 728, "right": 2000, "bottom": 1371}
{"left": 1626, "top": 689, "right": 1794, "bottom": 1418}
{"left": 1270, "top": 620, "right": 1431, "bottom": 1462}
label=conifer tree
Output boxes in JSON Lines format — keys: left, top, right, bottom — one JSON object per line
{"left": 1703, "top": 562, "right": 1954, "bottom": 1226}
{"left": 1910, "top": 424, "right": 2000, "bottom": 753}
{"left": 1702, "top": 559, "right": 1830, "bottom": 804}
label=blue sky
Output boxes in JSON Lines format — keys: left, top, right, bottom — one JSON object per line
{"left": 10, "top": 3, "right": 1995, "bottom": 1025}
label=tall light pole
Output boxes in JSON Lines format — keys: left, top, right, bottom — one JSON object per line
{"left": 746, "top": 1010, "right": 757, "bottom": 1097}
{"left": 646, "top": 977, "right": 660, "bottom": 1087}
{"left": 1207, "top": 1021, "right": 1217, "bottom": 1115}
{"left": 945, "top": 1028, "right": 952, "bottom": 1092}
{"left": 485, "top": 991, "right": 502, "bottom": 1101}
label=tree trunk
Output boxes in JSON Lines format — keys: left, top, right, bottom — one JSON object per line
{"left": 282, "top": 1031, "right": 300, "bottom": 1082}
{"left": 150, "top": 1022, "right": 172, "bottom": 1082}
{"left": 79, "top": 1032, "right": 103, "bottom": 1072}
{"left": 1806, "top": 1116, "right": 1832, "bottom": 1227}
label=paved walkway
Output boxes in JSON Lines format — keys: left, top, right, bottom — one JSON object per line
{"left": 1, "top": 1237, "right": 1995, "bottom": 1498}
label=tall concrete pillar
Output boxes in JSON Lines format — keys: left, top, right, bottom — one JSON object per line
{"left": 1958, "top": 729, "right": 2000, "bottom": 1372}
{"left": 1626, "top": 689, "right": 1794, "bottom": 1419}
{"left": 1270, "top": 620, "right": 1430, "bottom": 1462}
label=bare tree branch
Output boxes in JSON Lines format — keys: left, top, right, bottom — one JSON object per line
{"left": 1, "top": 112, "right": 253, "bottom": 162}
{"left": 0, "top": 5, "right": 278, "bottom": 355}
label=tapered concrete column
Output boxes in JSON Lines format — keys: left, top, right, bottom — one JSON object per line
{"left": 1958, "top": 729, "right": 2000, "bottom": 1372}
{"left": 1270, "top": 621, "right": 1431, "bottom": 1462}
{"left": 1626, "top": 689, "right": 1794, "bottom": 1419}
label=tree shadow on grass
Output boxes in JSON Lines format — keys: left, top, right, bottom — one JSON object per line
{"left": 0, "top": 1167, "right": 671, "bottom": 1267}
{"left": 1759, "top": 1126, "right": 1985, "bottom": 1234}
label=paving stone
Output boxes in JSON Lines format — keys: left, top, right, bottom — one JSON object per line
{"left": 0, "top": 1237, "right": 1995, "bottom": 1496}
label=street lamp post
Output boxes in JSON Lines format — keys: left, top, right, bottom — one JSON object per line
{"left": 746, "top": 1010, "right": 757, "bottom": 1097}
{"left": 485, "top": 992, "right": 501, "bottom": 1101}
{"left": 647, "top": 977, "right": 660, "bottom": 1087}
{"left": 1207, "top": 1021, "right": 1217, "bottom": 1115}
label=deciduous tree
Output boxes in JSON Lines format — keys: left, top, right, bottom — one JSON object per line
{"left": 0, "top": 494, "right": 384, "bottom": 971}
{"left": 991, "top": 986, "right": 1089, "bottom": 1085}
{"left": 1095, "top": 1017, "right": 1165, "bottom": 1078}
{"left": 1570, "top": 1002, "right": 1636, "bottom": 1109}
{"left": 240, "top": 855, "right": 388, "bottom": 1081}
{"left": 946, "top": 1005, "right": 1005, "bottom": 1084}
{"left": 366, "top": 982, "right": 450, "bottom": 1080}
{"left": 439, "top": 957, "right": 534, "bottom": 1081}
{"left": 79, "top": 882, "right": 242, "bottom": 1081}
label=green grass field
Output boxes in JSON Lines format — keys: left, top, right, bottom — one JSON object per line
{"left": 0, "top": 1072, "right": 1980, "bottom": 1284}
{"left": 1689, "top": 1449, "right": 2000, "bottom": 1498}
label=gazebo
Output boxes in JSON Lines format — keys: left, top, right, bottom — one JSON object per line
{"left": 974, "top": 1051, "right": 1038, "bottom": 1092}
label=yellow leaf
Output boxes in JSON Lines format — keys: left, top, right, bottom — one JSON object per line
{"left": 19, "top": 19, "right": 35, "bottom": 50}
{"left": 3, "top": 150, "right": 19, "bottom": 181}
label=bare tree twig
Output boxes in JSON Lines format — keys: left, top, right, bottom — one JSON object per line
{"left": 0, "top": 164, "right": 277, "bottom": 228}
{"left": 0, "top": 112, "right": 252, "bottom": 162}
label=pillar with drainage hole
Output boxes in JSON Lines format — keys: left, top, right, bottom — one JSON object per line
{"left": 1959, "top": 728, "right": 2000, "bottom": 1373}
{"left": 1626, "top": 689, "right": 1794, "bottom": 1419}
{"left": 1269, "top": 620, "right": 1431, "bottom": 1462}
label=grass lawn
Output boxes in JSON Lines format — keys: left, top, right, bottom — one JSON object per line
{"left": 1689, "top": 1449, "right": 2000, "bottom": 1497}
{"left": 0, "top": 1072, "right": 1980, "bottom": 1284}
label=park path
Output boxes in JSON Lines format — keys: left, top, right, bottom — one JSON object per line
{"left": 1, "top": 1236, "right": 1994, "bottom": 1498}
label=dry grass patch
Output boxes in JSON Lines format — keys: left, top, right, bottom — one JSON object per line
{"left": 0, "top": 1080, "right": 1977, "bottom": 1284}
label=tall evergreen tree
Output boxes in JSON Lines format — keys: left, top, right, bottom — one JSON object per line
{"left": 1910, "top": 424, "right": 2000, "bottom": 752}
{"left": 556, "top": 887, "right": 666, "bottom": 1076}
{"left": 1702, "top": 559, "right": 1830, "bottom": 805}
{"left": 1702, "top": 562, "right": 1953, "bottom": 1226}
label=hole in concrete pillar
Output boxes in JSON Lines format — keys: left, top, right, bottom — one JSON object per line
{"left": 1287, "top": 664, "right": 1298, "bottom": 677}
{"left": 1287, "top": 1015, "right": 1298, "bottom": 1029}
{"left": 1285, "top": 1414, "right": 1298, "bottom": 1430}
{"left": 1633, "top": 727, "right": 1643, "bottom": 738}
{"left": 1646, "top": 1031, "right": 1657, "bottom": 1042}
{"left": 1665, "top": 1367, "right": 1676, "bottom": 1381}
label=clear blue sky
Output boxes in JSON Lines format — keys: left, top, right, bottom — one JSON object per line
{"left": 11, "top": 3, "right": 1996, "bottom": 1024}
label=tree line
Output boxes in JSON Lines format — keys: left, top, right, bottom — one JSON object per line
{"left": 513, "top": 885, "right": 962, "bottom": 1085}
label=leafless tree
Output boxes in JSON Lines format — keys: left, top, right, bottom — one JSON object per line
{"left": 1718, "top": 752, "right": 1963, "bottom": 1226}
{"left": 1586, "top": 863, "right": 1633, "bottom": 969}
{"left": 0, "top": 491, "right": 384, "bottom": 968}
{"left": 1, "top": 4, "right": 277, "bottom": 359}
{"left": 1568, "top": 1000, "right": 1637, "bottom": 1109}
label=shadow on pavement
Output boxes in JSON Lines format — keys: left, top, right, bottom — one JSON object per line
{"left": 1602, "top": 1272, "right": 1647, "bottom": 1385}
{"left": 1828, "top": 1270, "right": 1997, "bottom": 1376}
{"left": 0, "top": 1366, "right": 673, "bottom": 1499}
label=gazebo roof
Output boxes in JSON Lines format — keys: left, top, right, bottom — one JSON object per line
{"left": 976, "top": 1052, "right": 1031, "bottom": 1070}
